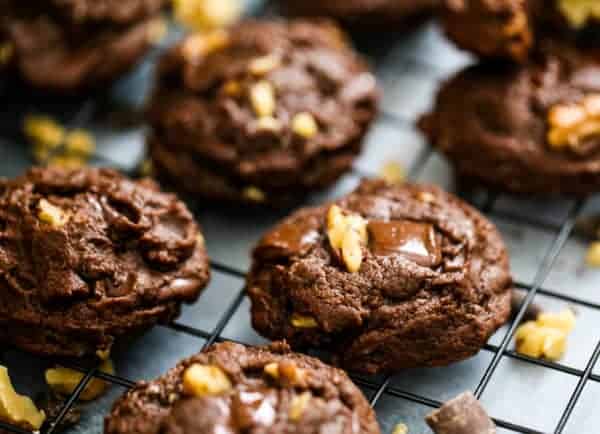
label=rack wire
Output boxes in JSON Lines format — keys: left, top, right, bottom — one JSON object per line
{"left": 1, "top": 5, "right": 600, "bottom": 434}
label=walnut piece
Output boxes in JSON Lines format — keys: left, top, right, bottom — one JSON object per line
{"left": 515, "top": 310, "right": 576, "bottom": 361}
{"left": 38, "top": 199, "right": 69, "bottom": 227}
{"left": 250, "top": 80, "right": 276, "bottom": 118}
{"left": 380, "top": 161, "right": 406, "bottom": 185}
{"left": 327, "top": 205, "right": 368, "bottom": 273}
{"left": 256, "top": 116, "right": 282, "bottom": 133}
{"left": 292, "top": 112, "right": 319, "bottom": 139}
{"left": 289, "top": 392, "right": 311, "bottom": 422}
{"left": 65, "top": 129, "right": 96, "bottom": 157}
{"left": 557, "top": 0, "right": 600, "bottom": 28}
{"left": 263, "top": 361, "right": 305, "bottom": 386}
{"left": 182, "top": 364, "right": 232, "bottom": 397}
{"left": 182, "top": 29, "right": 230, "bottom": 61}
{"left": 547, "top": 94, "right": 600, "bottom": 151}
{"left": 242, "top": 186, "right": 266, "bottom": 202}
{"left": 249, "top": 55, "right": 281, "bottom": 76}
{"left": 173, "top": 0, "right": 242, "bottom": 31}
{"left": 392, "top": 423, "right": 409, "bottom": 434}
{"left": 0, "top": 366, "right": 46, "bottom": 430}
{"left": 24, "top": 115, "right": 65, "bottom": 149}
{"left": 290, "top": 313, "right": 318, "bottom": 328}
{"left": 45, "top": 360, "right": 114, "bottom": 401}
{"left": 586, "top": 241, "right": 600, "bottom": 267}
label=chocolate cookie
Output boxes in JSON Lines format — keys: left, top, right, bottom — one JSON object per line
{"left": 148, "top": 19, "right": 379, "bottom": 205}
{"left": 420, "top": 40, "right": 600, "bottom": 196}
{"left": 442, "top": 0, "right": 600, "bottom": 62}
{"left": 0, "top": 167, "right": 210, "bottom": 358}
{"left": 105, "top": 341, "right": 380, "bottom": 434}
{"left": 247, "top": 180, "right": 512, "bottom": 374}
{"left": 280, "top": 0, "right": 438, "bottom": 30}
{"left": 2, "top": 0, "right": 164, "bottom": 91}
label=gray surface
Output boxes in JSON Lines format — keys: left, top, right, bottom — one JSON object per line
{"left": 0, "top": 5, "right": 599, "bottom": 434}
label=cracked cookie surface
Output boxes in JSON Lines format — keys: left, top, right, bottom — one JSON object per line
{"left": 0, "top": 167, "right": 210, "bottom": 358}
{"left": 105, "top": 341, "right": 380, "bottom": 434}
{"left": 247, "top": 179, "right": 512, "bottom": 374}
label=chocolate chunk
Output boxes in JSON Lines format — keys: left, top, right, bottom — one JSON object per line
{"left": 105, "top": 341, "right": 381, "bottom": 434}
{"left": 148, "top": 19, "right": 379, "bottom": 205}
{"left": 425, "top": 392, "right": 496, "bottom": 434}
{"left": 247, "top": 179, "right": 513, "bottom": 374}
{"left": 0, "top": 167, "right": 210, "bottom": 358}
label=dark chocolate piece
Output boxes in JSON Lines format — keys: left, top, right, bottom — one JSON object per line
{"left": 425, "top": 392, "right": 496, "bottom": 434}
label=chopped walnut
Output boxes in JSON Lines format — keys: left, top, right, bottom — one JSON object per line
{"left": 182, "top": 29, "right": 230, "bottom": 61}
{"left": 417, "top": 191, "right": 436, "bottom": 203}
{"left": 290, "top": 313, "right": 318, "bottom": 328}
{"left": 249, "top": 55, "right": 281, "bottom": 76}
{"left": 256, "top": 116, "right": 282, "bottom": 133}
{"left": 291, "top": 112, "right": 319, "bottom": 139}
{"left": 547, "top": 94, "right": 600, "bottom": 151}
{"left": 65, "top": 129, "right": 96, "bottom": 157}
{"left": 48, "top": 155, "right": 87, "bottom": 169}
{"left": 515, "top": 309, "right": 575, "bottom": 361}
{"left": 222, "top": 80, "right": 242, "bottom": 96}
{"left": 24, "top": 115, "right": 65, "bottom": 149}
{"left": 392, "top": 423, "right": 409, "bottom": 434}
{"left": 250, "top": 80, "right": 276, "bottom": 118}
{"left": 45, "top": 359, "right": 114, "bottom": 401}
{"left": 586, "top": 241, "right": 600, "bottom": 267}
{"left": 173, "top": 0, "right": 242, "bottom": 31}
{"left": 380, "top": 161, "right": 406, "bottom": 185}
{"left": 327, "top": 205, "right": 368, "bottom": 273}
{"left": 557, "top": 0, "right": 600, "bottom": 28}
{"left": 38, "top": 199, "right": 69, "bottom": 227}
{"left": 289, "top": 392, "right": 311, "bottom": 422}
{"left": 182, "top": 364, "right": 232, "bottom": 397}
{"left": 0, "top": 366, "right": 46, "bottom": 430}
{"left": 263, "top": 361, "right": 305, "bottom": 386}
{"left": 242, "top": 186, "right": 266, "bottom": 202}
{"left": 263, "top": 363, "right": 280, "bottom": 380}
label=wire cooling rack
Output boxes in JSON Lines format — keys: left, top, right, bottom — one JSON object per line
{"left": 2, "top": 3, "right": 600, "bottom": 434}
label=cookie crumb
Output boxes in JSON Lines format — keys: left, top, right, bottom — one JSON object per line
{"left": 0, "top": 366, "right": 46, "bottom": 430}
{"left": 45, "top": 360, "right": 114, "bottom": 401}
{"left": 426, "top": 392, "right": 495, "bottom": 434}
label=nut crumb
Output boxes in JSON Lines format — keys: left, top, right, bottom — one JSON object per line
{"left": 65, "top": 129, "right": 95, "bottom": 157}
{"left": 263, "top": 363, "right": 280, "bottom": 379}
{"left": 289, "top": 392, "right": 311, "bottom": 422}
{"left": 182, "top": 364, "right": 232, "bottom": 397}
{"left": 38, "top": 199, "right": 69, "bottom": 227}
{"left": 256, "top": 116, "right": 282, "bottom": 132}
{"left": 290, "top": 313, "right": 318, "bottom": 328}
{"left": 392, "top": 423, "right": 408, "bottom": 434}
{"left": 250, "top": 80, "right": 276, "bottom": 118}
{"left": 380, "top": 161, "right": 406, "bottom": 185}
{"left": 45, "top": 360, "right": 114, "bottom": 401}
{"left": 586, "top": 241, "right": 600, "bottom": 267}
{"left": 0, "top": 366, "right": 46, "bottom": 430}
{"left": 249, "top": 55, "right": 281, "bottom": 76}
{"left": 327, "top": 205, "right": 368, "bottom": 273}
{"left": 242, "top": 186, "right": 266, "bottom": 202}
{"left": 173, "top": 0, "right": 242, "bottom": 31}
{"left": 292, "top": 112, "right": 319, "bottom": 139}
{"left": 547, "top": 94, "right": 600, "bottom": 151}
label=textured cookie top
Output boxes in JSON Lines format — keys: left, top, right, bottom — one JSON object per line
{"left": 149, "top": 19, "right": 379, "bottom": 183}
{"left": 105, "top": 342, "right": 380, "bottom": 434}
{"left": 50, "top": 0, "right": 165, "bottom": 24}
{"left": 0, "top": 168, "right": 209, "bottom": 343}
{"left": 442, "top": 0, "right": 599, "bottom": 61}
{"left": 247, "top": 180, "right": 511, "bottom": 372}
{"left": 422, "top": 41, "right": 600, "bottom": 173}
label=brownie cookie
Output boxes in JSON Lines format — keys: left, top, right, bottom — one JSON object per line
{"left": 148, "top": 19, "right": 379, "bottom": 205}
{"left": 0, "top": 167, "right": 210, "bottom": 358}
{"left": 247, "top": 180, "right": 512, "bottom": 374}
{"left": 280, "top": 0, "right": 438, "bottom": 31}
{"left": 442, "top": 0, "right": 600, "bottom": 62}
{"left": 105, "top": 341, "right": 380, "bottom": 434}
{"left": 420, "top": 40, "right": 600, "bottom": 196}
{"left": 2, "top": 0, "right": 165, "bottom": 91}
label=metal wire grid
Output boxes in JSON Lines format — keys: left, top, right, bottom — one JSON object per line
{"left": 1, "top": 11, "right": 600, "bottom": 434}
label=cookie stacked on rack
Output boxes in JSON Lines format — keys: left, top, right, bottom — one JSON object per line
{"left": 420, "top": 0, "right": 600, "bottom": 196}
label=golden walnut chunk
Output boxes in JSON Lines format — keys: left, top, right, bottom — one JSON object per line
{"left": 380, "top": 161, "right": 406, "bottom": 185}
{"left": 182, "top": 29, "right": 230, "bottom": 61}
{"left": 547, "top": 94, "right": 600, "bottom": 151}
{"left": 327, "top": 205, "right": 368, "bottom": 273}
{"left": 182, "top": 364, "right": 232, "bottom": 397}
{"left": 242, "top": 185, "right": 266, "bottom": 202}
{"left": 45, "top": 359, "right": 114, "bottom": 401}
{"left": 64, "top": 129, "right": 96, "bottom": 157}
{"left": 392, "top": 424, "right": 409, "bottom": 434}
{"left": 515, "top": 310, "right": 576, "bottom": 361}
{"left": 586, "top": 241, "right": 600, "bottom": 267}
{"left": 0, "top": 366, "right": 46, "bottom": 430}
{"left": 38, "top": 199, "right": 69, "bottom": 227}
{"left": 289, "top": 392, "right": 311, "bottom": 422}
{"left": 249, "top": 55, "right": 281, "bottom": 76}
{"left": 291, "top": 112, "right": 319, "bottom": 139}
{"left": 290, "top": 313, "right": 318, "bottom": 328}
{"left": 558, "top": 0, "right": 600, "bottom": 28}
{"left": 173, "top": 0, "right": 242, "bottom": 31}
{"left": 250, "top": 80, "right": 276, "bottom": 118}
{"left": 263, "top": 361, "right": 305, "bottom": 386}
{"left": 24, "top": 115, "right": 65, "bottom": 149}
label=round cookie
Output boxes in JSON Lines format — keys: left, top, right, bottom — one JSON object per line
{"left": 442, "top": 0, "right": 600, "bottom": 62}
{"left": 420, "top": 40, "right": 600, "bottom": 196}
{"left": 247, "top": 179, "right": 512, "bottom": 374}
{"left": 0, "top": 167, "right": 210, "bottom": 358}
{"left": 148, "top": 19, "right": 379, "bottom": 205}
{"left": 2, "top": 0, "right": 165, "bottom": 91}
{"left": 280, "top": 0, "right": 438, "bottom": 31}
{"left": 105, "top": 341, "right": 381, "bottom": 434}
